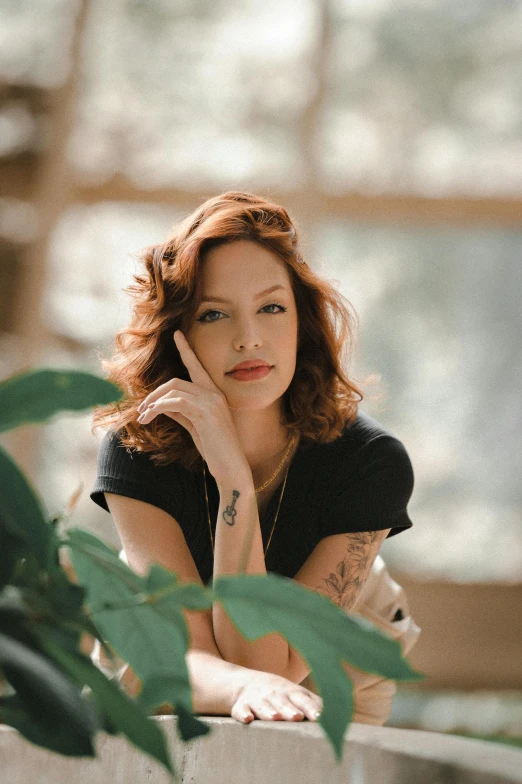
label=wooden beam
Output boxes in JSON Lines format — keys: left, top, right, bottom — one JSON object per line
{"left": 73, "top": 177, "right": 522, "bottom": 228}
{"left": 0, "top": 156, "right": 38, "bottom": 200}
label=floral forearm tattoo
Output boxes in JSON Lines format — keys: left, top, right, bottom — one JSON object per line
{"left": 316, "top": 530, "right": 389, "bottom": 611}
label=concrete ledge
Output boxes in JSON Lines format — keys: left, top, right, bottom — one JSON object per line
{"left": 1, "top": 717, "right": 521, "bottom": 784}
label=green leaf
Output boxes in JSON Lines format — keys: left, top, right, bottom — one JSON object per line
{"left": 65, "top": 529, "right": 144, "bottom": 593}
{"left": 0, "top": 524, "right": 26, "bottom": 589}
{"left": 0, "top": 446, "right": 57, "bottom": 570}
{"left": 67, "top": 529, "right": 196, "bottom": 715}
{"left": 0, "top": 694, "right": 96, "bottom": 757}
{"left": 176, "top": 704, "right": 211, "bottom": 742}
{"left": 0, "top": 631, "right": 98, "bottom": 751}
{"left": 37, "top": 633, "right": 174, "bottom": 776}
{"left": 68, "top": 530, "right": 212, "bottom": 747}
{"left": 213, "top": 573, "right": 424, "bottom": 761}
{"left": 160, "top": 581, "right": 214, "bottom": 612}
{"left": 0, "top": 368, "right": 123, "bottom": 433}
{"left": 137, "top": 673, "right": 211, "bottom": 741}
{"left": 0, "top": 586, "right": 41, "bottom": 651}
{"left": 44, "top": 566, "right": 88, "bottom": 627}
{"left": 0, "top": 578, "right": 107, "bottom": 677}
{"left": 143, "top": 563, "right": 212, "bottom": 616}
{"left": 0, "top": 586, "right": 28, "bottom": 629}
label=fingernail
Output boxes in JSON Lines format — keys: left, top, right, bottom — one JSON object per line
{"left": 138, "top": 402, "right": 145, "bottom": 412}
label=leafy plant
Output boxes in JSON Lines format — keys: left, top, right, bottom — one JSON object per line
{"left": 0, "top": 367, "right": 423, "bottom": 779}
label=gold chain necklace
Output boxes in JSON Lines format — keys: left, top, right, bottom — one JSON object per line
{"left": 202, "top": 435, "right": 296, "bottom": 557}
{"left": 254, "top": 433, "right": 297, "bottom": 493}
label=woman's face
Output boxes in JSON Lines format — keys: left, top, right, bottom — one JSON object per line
{"left": 184, "top": 239, "right": 299, "bottom": 411}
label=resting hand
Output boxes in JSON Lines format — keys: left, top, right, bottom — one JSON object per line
{"left": 137, "top": 330, "right": 248, "bottom": 485}
{"left": 231, "top": 671, "right": 323, "bottom": 724}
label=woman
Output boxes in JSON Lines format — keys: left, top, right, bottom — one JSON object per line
{"left": 90, "top": 190, "right": 420, "bottom": 726}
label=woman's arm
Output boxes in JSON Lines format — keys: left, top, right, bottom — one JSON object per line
{"left": 212, "top": 475, "right": 392, "bottom": 683}
{"left": 211, "top": 473, "right": 292, "bottom": 678}
{"left": 285, "top": 529, "right": 391, "bottom": 683}
{"left": 100, "top": 493, "right": 321, "bottom": 721}
{"left": 111, "top": 644, "right": 254, "bottom": 716}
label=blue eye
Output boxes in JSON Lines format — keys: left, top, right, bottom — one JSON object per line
{"left": 197, "top": 303, "right": 288, "bottom": 324}
{"left": 198, "top": 310, "right": 221, "bottom": 323}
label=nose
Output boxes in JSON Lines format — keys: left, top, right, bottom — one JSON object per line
{"left": 233, "top": 315, "right": 262, "bottom": 351}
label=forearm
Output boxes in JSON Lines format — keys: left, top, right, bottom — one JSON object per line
{"left": 186, "top": 649, "right": 253, "bottom": 715}
{"left": 112, "top": 648, "right": 254, "bottom": 716}
{"left": 212, "top": 474, "right": 290, "bottom": 678}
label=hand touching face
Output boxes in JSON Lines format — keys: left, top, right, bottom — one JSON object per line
{"left": 137, "top": 330, "right": 249, "bottom": 483}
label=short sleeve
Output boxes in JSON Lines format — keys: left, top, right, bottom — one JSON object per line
{"left": 319, "top": 435, "right": 414, "bottom": 539}
{"left": 90, "top": 429, "right": 185, "bottom": 522}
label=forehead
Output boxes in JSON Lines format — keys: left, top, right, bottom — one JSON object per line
{"left": 201, "top": 240, "right": 292, "bottom": 291}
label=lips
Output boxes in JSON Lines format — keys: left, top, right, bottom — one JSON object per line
{"left": 227, "top": 360, "right": 271, "bottom": 373}
{"left": 227, "top": 365, "right": 272, "bottom": 381}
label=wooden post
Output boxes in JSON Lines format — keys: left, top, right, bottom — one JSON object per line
{"left": 7, "top": 0, "right": 89, "bottom": 479}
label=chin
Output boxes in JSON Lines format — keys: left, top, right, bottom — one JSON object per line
{"left": 226, "top": 386, "right": 290, "bottom": 412}
{"left": 226, "top": 396, "right": 278, "bottom": 412}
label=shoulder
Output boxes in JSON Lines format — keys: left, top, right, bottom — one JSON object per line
{"left": 340, "top": 411, "right": 414, "bottom": 484}
{"left": 96, "top": 428, "right": 148, "bottom": 474}
{"left": 299, "top": 410, "right": 414, "bottom": 500}
{"left": 95, "top": 427, "right": 190, "bottom": 485}
{"left": 91, "top": 427, "right": 191, "bottom": 520}
{"left": 341, "top": 409, "right": 402, "bottom": 447}
{"left": 306, "top": 410, "right": 412, "bottom": 469}
{"left": 313, "top": 411, "right": 415, "bottom": 537}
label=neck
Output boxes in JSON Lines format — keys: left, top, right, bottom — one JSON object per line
{"left": 228, "top": 404, "right": 295, "bottom": 476}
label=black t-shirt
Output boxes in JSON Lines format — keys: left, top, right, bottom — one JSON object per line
{"left": 90, "top": 411, "right": 414, "bottom": 586}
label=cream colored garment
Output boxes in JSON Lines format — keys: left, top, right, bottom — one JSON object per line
{"left": 91, "top": 551, "right": 421, "bottom": 724}
{"left": 299, "top": 554, "right": 421, "bottom": 725}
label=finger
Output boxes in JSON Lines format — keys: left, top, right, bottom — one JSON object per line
{"left": 137, "top": 396, "right": 192, "bottom": 424}
{"left": 287, "top": 692, "right": 323, "bottom": 722}
{"left": 231, "top": 703, "right": 254, "bottom": 724}
{"left": 174, "top": 330, "right": 217, "bottom": 391}
{"left": 233, "top": 697, "right": 303, "bottom": 723}
{"left": 250, "top": 702, "right": 279, "bottom": 721}
{"left": 265, "top": 697, "right": 305, "bottom": 721}
{"left": 136, "top": 404, "right": 203, "bottom": 452}
{"left": 164, "top": 411, "right": 203, "bottom": 453}
{"left": 137, "top": 378, "right": 197, "bottom": 413}
{"left": 155, "top": 409, "right": 196, "bottom": 438}
{"left": 139, "top": 403, "right": 204, "bottom": 456}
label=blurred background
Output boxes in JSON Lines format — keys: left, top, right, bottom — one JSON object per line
{"left": 0, "top": 0, "right": 521, "bottom": 741}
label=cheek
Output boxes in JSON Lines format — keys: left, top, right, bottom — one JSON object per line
{"left": 282, "top": 318, "right": 299, "bottom": 354}
{"left": 192, "top": 343, "right": 225, "bottom": 384}
{"left": 185, "top": 330, "right": 208, "bottom": 360}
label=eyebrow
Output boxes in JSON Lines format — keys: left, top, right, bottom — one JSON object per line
{"left": 200, "top": 284, "right": 288, "bottom": 305}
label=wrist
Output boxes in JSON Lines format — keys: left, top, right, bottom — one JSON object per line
{"left": 186, "top": 649, "right": 253, "bottom": 715}
{"left": 216, "top": 468, "right": 255, "bottom": 496}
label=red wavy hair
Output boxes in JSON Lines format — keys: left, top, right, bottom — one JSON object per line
{"left": 92, "top": 191, "right": 374, "bottom": 470}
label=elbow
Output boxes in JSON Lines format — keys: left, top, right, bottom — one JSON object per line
{"left": 285, "top": 647, "right": 312, "bottom": 685}
{"left": 213, "top": 643, "right": 255, "bottom": 671}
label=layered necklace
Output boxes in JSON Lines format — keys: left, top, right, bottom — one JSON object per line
{"left": 203, "top": 433, "right": 297, "bottom": 557}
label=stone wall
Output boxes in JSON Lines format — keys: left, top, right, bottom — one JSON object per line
{"left": 1, "top": 717, "right": 521, "bottom": 784}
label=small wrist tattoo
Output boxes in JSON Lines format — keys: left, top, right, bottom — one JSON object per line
{"left": 223, "top": 490, "right": 240, "bottom": 526}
